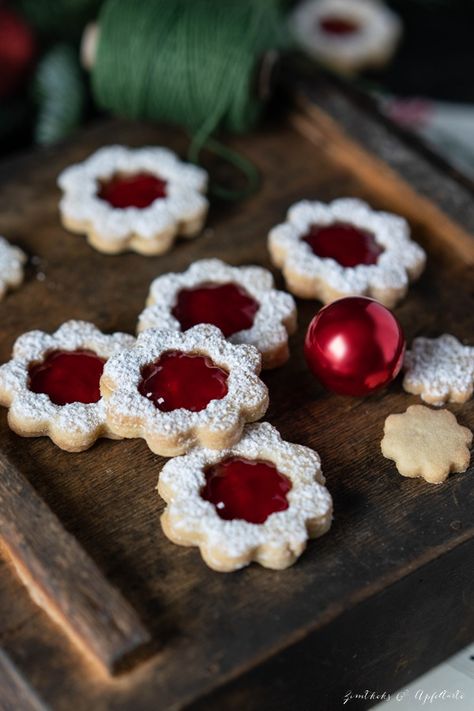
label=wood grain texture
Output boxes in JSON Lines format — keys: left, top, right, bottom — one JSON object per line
{"left": 190, "top": 537, "right": 474, "bottom": 711}
{"left": 0, "top": 649, "right": 46, "bottom": 711}
{"left": 0, "top": 80, "right": 472, "bottom": 709}
{"left": 0, "top": 455, "right": 152, "bottom": 676}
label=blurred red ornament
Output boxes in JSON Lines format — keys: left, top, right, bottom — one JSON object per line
{"left": 0, "top": 6, "right": 36, "bottom": 99}
{"left": 304, "top": 297, "right": 405, "bottom": 396}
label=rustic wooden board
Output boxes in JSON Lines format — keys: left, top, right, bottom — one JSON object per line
{"left": 0, "top": 456, "right": 152, "bottom": 676}
{"left": 0, "top": 80, "right": 473, "bottom": 710}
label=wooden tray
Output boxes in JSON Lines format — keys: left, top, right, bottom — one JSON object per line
{"left": 0, "top": 79, "right": 473, "bottom": 710}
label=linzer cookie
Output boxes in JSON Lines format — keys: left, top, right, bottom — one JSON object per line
{"left": 403, "top": 334, "right": 474, "bottom": 406}
{"left": 381, "top": 405, "right": 472, "bottom": 485}
{"left": 58, "top": 145, "right": 208, "bottom": 255}
{"left": 138, "top": 258, "right": 297, "bottom": 369}
{"left": 0, "top": 236, "right": 26, "bottom": 300}
{"left": 100, "top": 324, "right": 269, "bottom": 457}
{"left": 0, "top": 321, "right": 135, "bottom": 452}
{"left": 291, "top": 0, "right": 402, "bottom": 75}
{"left": 158, "top": 422, "right": 333, "bottom": 571}
{"left": 268, "top": 198, "right": 425, "bottom": 307}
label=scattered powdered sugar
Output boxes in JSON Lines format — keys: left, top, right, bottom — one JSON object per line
{"left": 102, "top": 324, "right": 268, "bottom": 441}
{"left": 158, "top": 422, "right": 333, "bottom": 568}
{"left": 137, "top": 258, "right": 297, "bottom": 360}
{"left": 403, "top": 334, "right": 474, "bottom": 406}
{"left": 0, "top": 320, "right": 135, "bottom": 446}
{"left": 268, "top": 198, "right": 426, "bottom": 302}
{"left": 58, "top": 145, "right": 208, "bottom": 247}
{"left": 0, "top": 236, "right": 26, "bottom": 299}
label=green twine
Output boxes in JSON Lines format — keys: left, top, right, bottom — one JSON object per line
{"left": 92, "top": 0, "right": 288, "bottom": 200}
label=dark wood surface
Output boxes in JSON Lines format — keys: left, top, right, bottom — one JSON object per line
{"left": 0, "top": 82, "right": 472, "bottom": 710}
{"left": 0, "top": 455, "right": 152, "bottom": 676}
{"left": 0, "top": 649, "right": 46, "bottom": 711}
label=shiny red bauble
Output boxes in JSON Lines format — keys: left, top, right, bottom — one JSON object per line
{"left": 304, "top": 297, "right": 405, "bottom": 396}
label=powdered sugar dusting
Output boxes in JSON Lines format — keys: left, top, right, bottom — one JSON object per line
{"left": 158, "top": 422, "right": 333, "bottom": 570}
{"left": 58, "top": 145, "right": 208, "bottom": 251}
{"left": 268, "top": 198, "right": 426, "bottom": 306}
{"left": 101, "top": 324, "right": 269, "bottom": 450}
{"left": 403, "top": 334, "right": 474, "bottom": 406}
{"left": 0, "top": 236, "right": 26, "bottom": 299}
{"left": 0, "top": 320, "right": 135, "bottom": 449}
{"left": 137, "top": 258, "right": 297, "bottom": 366}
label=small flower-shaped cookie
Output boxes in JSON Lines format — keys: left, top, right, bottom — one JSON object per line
{"left": 269, "top": 198, "right": 426, "bottom": 308}
{"left": 100, "top": 324, "right": 269, "bottom": 457}
{"left": 158, "top": 422, "right": 333, "bottom": 571}
{"left": 58, "top": 145, "right": 208, "bottom": 255}
{"left": 137, "top": 259, "right": 297, "bottom": 369}
{"left": 0, "top": 236, "right": 26, "bottom": 300}
{"left": 403, "top": 335, "right": 474, "bottom": 406}
{"left": 0, "top": 321, "right": 135, "bottom": 452}
{"left": 381, "top": 405, "right": 472, "bottom": 485}
{"left": 291, "top": 0, "right": 402, "bottom": 75}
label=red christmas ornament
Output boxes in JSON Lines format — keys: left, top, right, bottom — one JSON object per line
{"left": 304, "top": 297, "right": 405, "bottom": 396}
{"left": 0, "top": 6, "right": 36, "bottom": 99}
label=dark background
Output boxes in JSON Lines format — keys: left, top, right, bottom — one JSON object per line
{"left": 1, "top": 0, "right": 474, "bottom": 158}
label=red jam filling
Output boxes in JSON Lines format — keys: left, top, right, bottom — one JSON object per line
{"left": 303, "top": 222, "right": 384, "bottom": 267}
{"left": 172, "top": 282, "right": 259, "bottom": 337}
{"left": 201, "top": 456, "right": 292, "bottom": 524}
{"left": 98, "top": 172, "right": 167, "bottom": 208}
{"left": 28, "top": 349, "right": 105, "bottom": 406}
{"left": 138, "top": 350, "right": 228, "bottom": 412}
{"left": 319, "top": 16, "right": 359, "bottom": 36}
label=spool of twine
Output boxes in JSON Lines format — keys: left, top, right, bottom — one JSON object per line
{"left": 90, "top": 0, "right": 288, "bottom": 199}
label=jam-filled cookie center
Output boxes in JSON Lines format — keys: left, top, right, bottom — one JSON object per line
{"left": 201, "top": 456, "right": 292, "bottom": 524}
{"left": 318, "top": 16, "right": 360, "bottom": 36}
{"left": 172, "top": 282, "right": 259, "bottom": 337}
{"left": 138, "top": 350, "right": 228, "bottom": 412}
{"left": 98, "top": 172, "right": 167, "bottom": 209}
{"left": 28, "top": 349, "right": 106, "bottom": 406}
{"left": 303, "top": 222, "right": 384, "bottom": 267}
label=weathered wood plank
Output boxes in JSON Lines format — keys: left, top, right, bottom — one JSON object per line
{"left": 0, "top": 456, "right": 152, "bottom": 676}
{"left": 0, "top": 649, "right": 47, "bottom": 711}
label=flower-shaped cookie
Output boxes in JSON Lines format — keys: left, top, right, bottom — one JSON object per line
{"left": 137, "top": 259, "right": 297, "bottom": 369}
{"left": 100, "top": 324, "right": 269, "bottom": 457}
{"left": 381, "top": 405, "right": 472, "bottom": 485}
{"left": 269, "top": 198, "right": 426, "bottom": 308}
{"left": 158, "top": 422, "right": 333, "bottom": 571}
{"left": 403, "top": 335, "right": 474, "bottom": 406}
{"left": 291, "top": 0, "right": 402, "bottom": 75}
{"left": 0, "top": 321, "right": 135, "bottom": 452}
{"left": 58, "top": 145, "right": 208, "bottom": 255}
{"left": 0, "top": 236, "right": 26, "bottom": 300}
